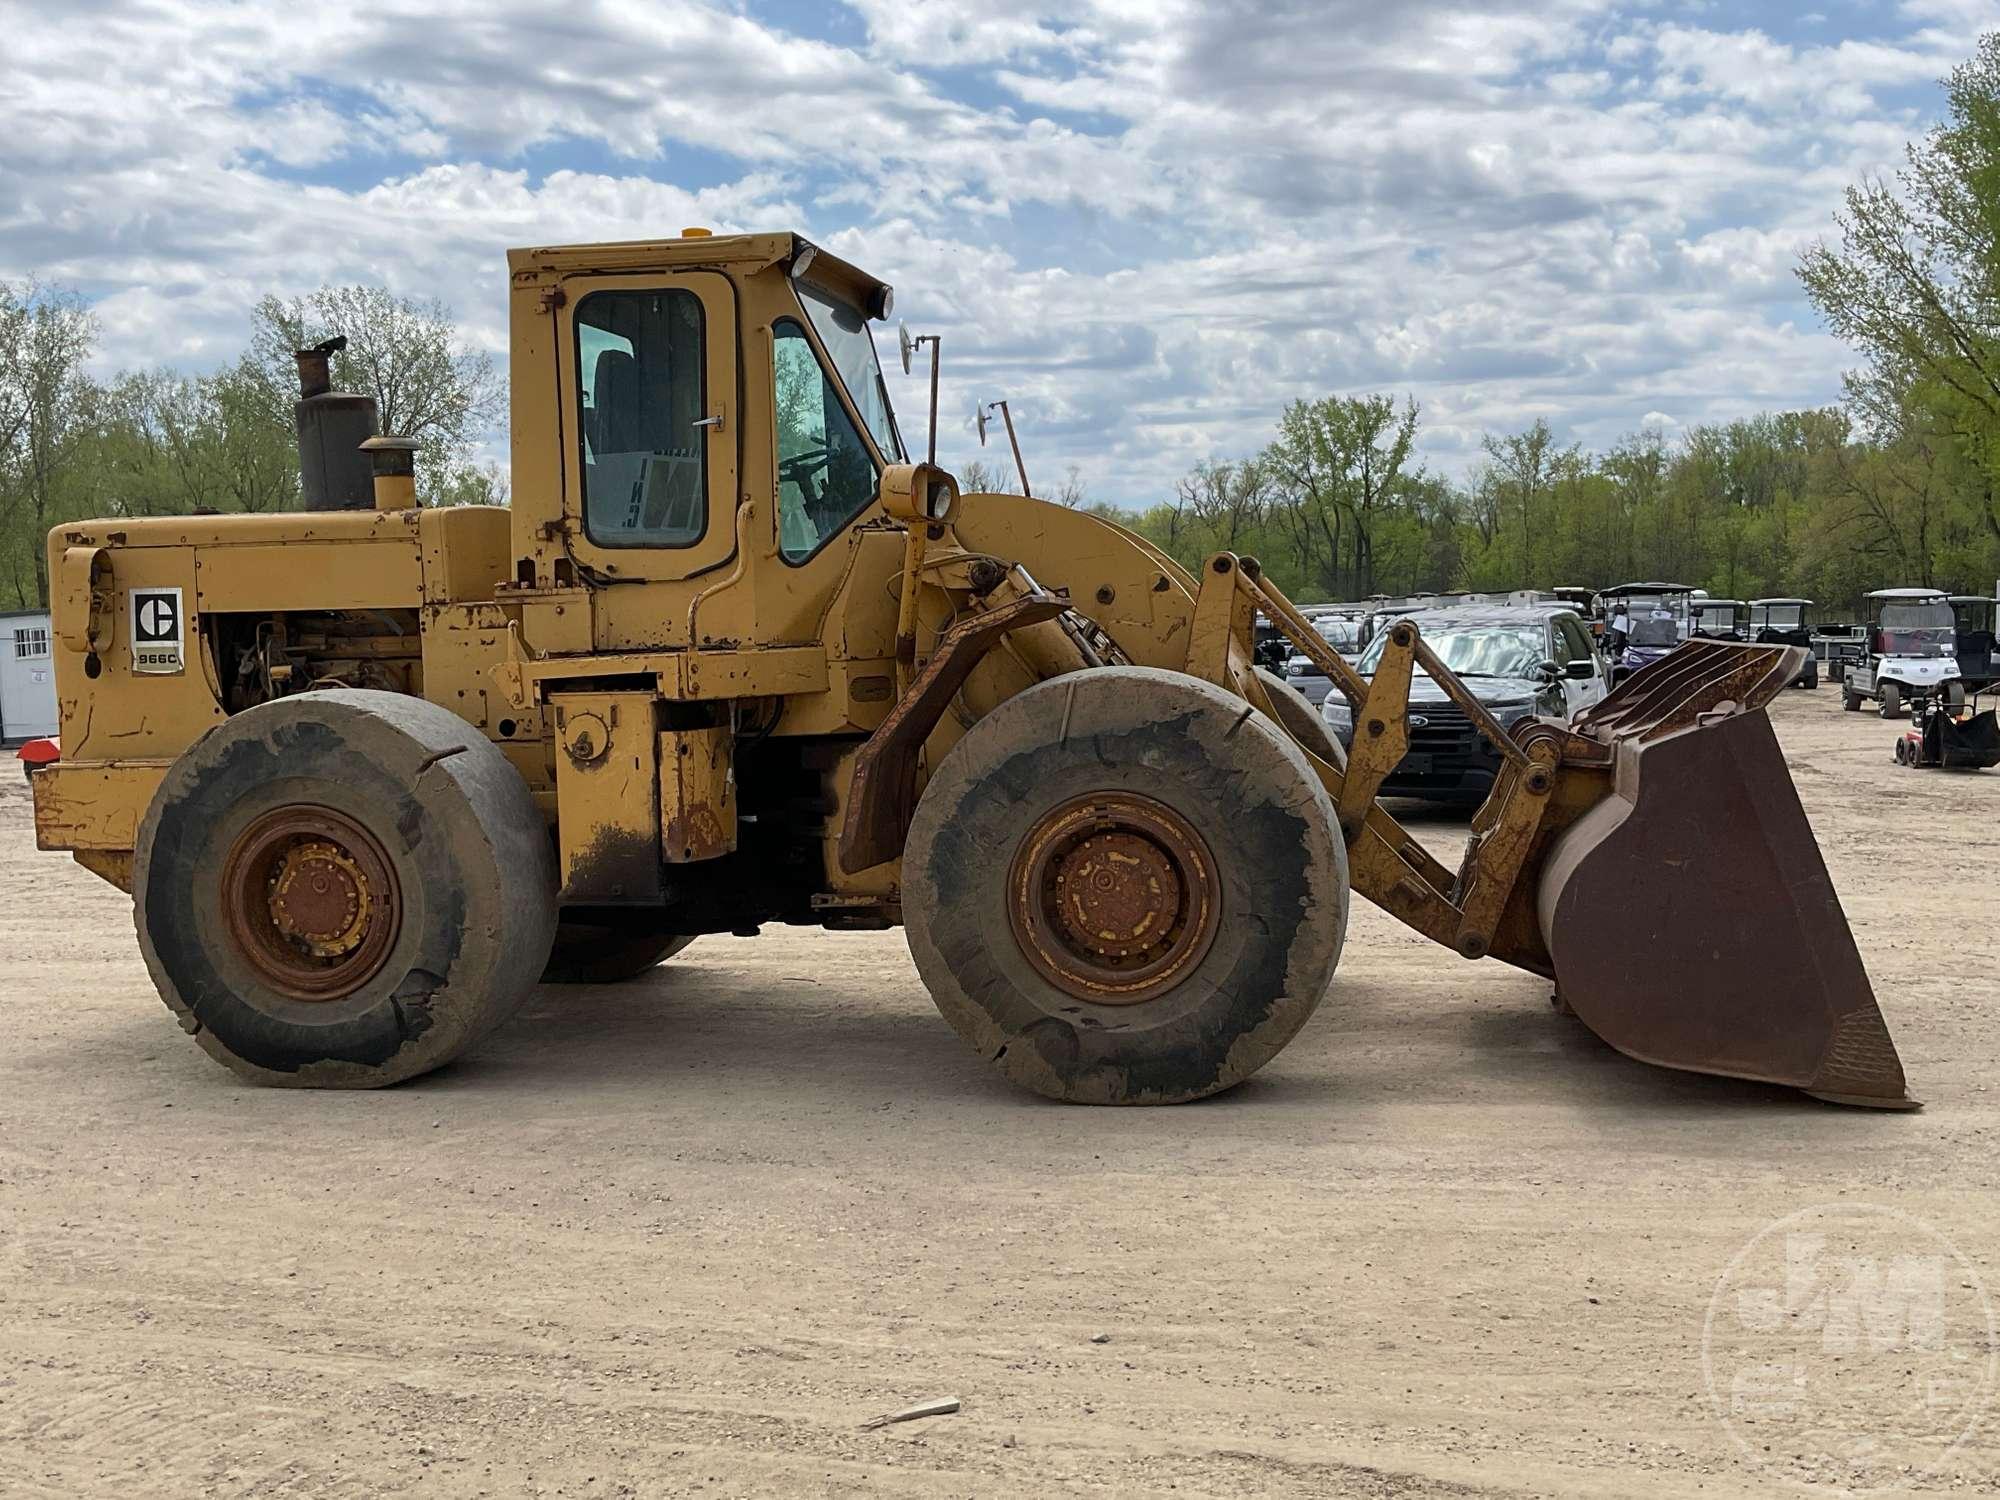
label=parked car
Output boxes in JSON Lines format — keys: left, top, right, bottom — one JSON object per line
{"left": 1319, "top": 605, "right": 1608, "bottom": 806}
{"left": 1279, "top": 611, "right": 1367, "bottom": 705}
{"left": 1842, "top": 588, "right": 1964, "bottom": 718}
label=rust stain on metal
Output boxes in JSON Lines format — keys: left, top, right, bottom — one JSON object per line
{"left": 1006, "top": 792, "right": 1220, "bottom": 1006}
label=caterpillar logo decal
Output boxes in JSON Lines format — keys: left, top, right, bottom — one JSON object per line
{"left": 129, "top": 586, "right": 185, "bottom": 675}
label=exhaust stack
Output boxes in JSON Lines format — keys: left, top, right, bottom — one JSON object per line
{"left": 293, "top": 336, "right": 379, "bottom": 512}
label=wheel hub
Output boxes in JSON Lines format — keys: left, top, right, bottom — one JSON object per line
{"left": 268, "top": 841, "right": 373, "bottom": 956}
{"left": 221, "top": 807, "right": 402, "bottom": 1000}
{"left": 1008, "top": 793, "right": 1220, "bottom": 1005}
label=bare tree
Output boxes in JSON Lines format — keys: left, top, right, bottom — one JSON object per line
{"left": 957, "top": 458, "right": 1013, "bottom": 494}
{"left": 1051, "top": 463, "right": 1088, "bottom": 508}
{"left": 1176, "top": 458, "right": 1267, "bottom": 549}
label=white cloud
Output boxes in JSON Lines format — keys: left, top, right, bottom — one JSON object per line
{"left": 0, "top": 0, "right": 1992, "bottom": 505}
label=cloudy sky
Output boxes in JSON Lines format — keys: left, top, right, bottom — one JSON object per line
{"left": 3, "top": 0, "right": 1995, "bottom": 506}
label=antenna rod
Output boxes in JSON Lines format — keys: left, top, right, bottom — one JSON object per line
{"left": 990, "top": 399, "right": 1030, "bottom": 497}
{"left": 925, "top": 337, "right": 941, "bottom": 469}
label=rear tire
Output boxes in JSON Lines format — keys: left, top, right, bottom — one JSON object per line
{"left": 1879, "top": 683, "right": 1902, "bottom": 719}
{"left": 1943, "top": 680, "right": 1967, "bottom": 714}
{"left": 904, "top": 667, "right": 1349, "bottom": 1105}
{"left": 1843, "top": 690, "right": 1862, "bottom": 712}
{"left": 543, "top": 923, "right": 693, "bottom": 984}
{"left": 134, "top": 690, "right": 557, "bottom": 1088}
{"left": 1254, "top": 667, "right": 1348, "bottom": 772}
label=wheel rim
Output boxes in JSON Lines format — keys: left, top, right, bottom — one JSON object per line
{"left": 1007, "top": 793, "right": 1221, "bottom": 1005}
{"left": 221, "top": 805, "right": 402, "bottom": 1001}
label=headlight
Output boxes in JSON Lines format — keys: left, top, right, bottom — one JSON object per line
{"left": 1484, "top": 699, "right": 1534, "bottom": 727}
{"left": 1321, "top": 698, "right": 1353, "bottom": 731}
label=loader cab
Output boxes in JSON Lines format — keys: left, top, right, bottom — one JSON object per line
{"left": 505, "top": 231, "right": 908, "bottom": 658}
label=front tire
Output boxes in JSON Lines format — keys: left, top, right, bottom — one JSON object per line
{"left": 1943, "top": 680, "right": 1967, "bottom": 714}
{"left": 134, "top": 690, "right": 557, "bottom": 1087}
{"left": 903, "top": 667, "right": 1349, "bottom": 1105}
{"left": 1879, "top": 683, "right": 1902, "bottom": 719}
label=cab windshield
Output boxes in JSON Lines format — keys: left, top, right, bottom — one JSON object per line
{"left": 1627, "top": 616, "right": 1679, "bottom": 647}
{"left": 1878, "top": 602, "right": 1953, "bottom": 655}
{"left": 796, "top": 281, "right": 904, "bottom": 461}
{"left": 1357, "top": 622, "right": 1545, "bottom": 679}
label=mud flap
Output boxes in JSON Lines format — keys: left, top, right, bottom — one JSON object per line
{"left": 1536, "top": 708, "right": 1915, "bottom": 1108}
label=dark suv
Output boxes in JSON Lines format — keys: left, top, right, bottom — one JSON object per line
{"left": 1318, "top": 605, "right": 1606, "bottom": 806}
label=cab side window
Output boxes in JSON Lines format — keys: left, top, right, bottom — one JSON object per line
{"left": 774, "top": 319, "right": 877, "bottom": 562}
{"left": 576, "top": 289, "right": 707, "bottom": 548}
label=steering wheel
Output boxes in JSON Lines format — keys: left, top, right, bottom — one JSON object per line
{"left": 778, "top": 446, "right": 829, "bottom": 484}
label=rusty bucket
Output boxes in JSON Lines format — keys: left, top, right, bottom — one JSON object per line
{"left": 1534, "top": 641, "right": 1915, "bottom": 1108}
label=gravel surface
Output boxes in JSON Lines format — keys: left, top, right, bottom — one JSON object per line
{"left": 1, "top": 687, "right": 1995, "bottom": 1497}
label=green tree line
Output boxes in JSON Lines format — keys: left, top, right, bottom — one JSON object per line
{"left": 0, "top": 283, "right": 501, "bottom": 609}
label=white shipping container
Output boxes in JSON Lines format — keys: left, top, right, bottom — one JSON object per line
{"left": 1, "top": 609, "right": 57, "bottom": 743}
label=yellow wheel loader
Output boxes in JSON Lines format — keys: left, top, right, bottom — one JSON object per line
{"left": 21, "top": 231, "right": 1913, "bottom": 1106}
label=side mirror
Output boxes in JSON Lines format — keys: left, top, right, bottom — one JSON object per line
{"left": 1534, "top": 659, "right": 1561, "bottom": 680}
{"left": 1564, "top": 659, "right": 1596, "bottom": 679}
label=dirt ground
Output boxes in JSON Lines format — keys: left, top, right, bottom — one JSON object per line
{"left": 1, "top": 688, "right": 1996, "bottom": 1498}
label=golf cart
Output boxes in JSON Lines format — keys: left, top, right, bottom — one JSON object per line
{"left": 1893, "top": 685, "right": 2000, "bottom": 770}
{"left": 1690, "top": 598, "right": 1750, "bottom": 641}
{"left": 1841, "top": 588, "right": 1964, "bottom": 718}
{"left": 1598, "top": 582, "right": 1694, "bottom": 685}
{"left": 1749, "top": 598, "right": 1819, "bottom": 689}
{"left": 1949, "top": 595, "right": 1999, "bottom": 694}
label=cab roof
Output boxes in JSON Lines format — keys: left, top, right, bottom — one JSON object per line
{"left": 1751, "top": 597, "right": 1813, "bottom": 607}
{"left": 1865, "top": 587, "right": 1947, "bottom": 600}
{"left": 1600, "top": 581, "right": 1693, "bottom": 596}
{"left": 505, "top": 230, "right": 892, "bottom": 313}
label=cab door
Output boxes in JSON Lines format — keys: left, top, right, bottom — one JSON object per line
{"left": 553, "top": 271, "right": 739, "bottom": 591}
